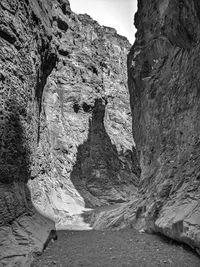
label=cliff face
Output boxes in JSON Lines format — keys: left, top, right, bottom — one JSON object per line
{"left": 92, "top": 0, "right": 200, "bottom": 256}
{"left": 2, "top": 0, "right": 199, "bottom": 264}
{"left": 127, "top": 0, "right": 200, "bottom": 255}
{"left": 27, "top": 1, "right": 140, "bottom": 230}
{"left": 0, "top": 0, "right": 57, "bottom": 265}
{"left": 0, "top": 0, "right": 139, "bottom": 265}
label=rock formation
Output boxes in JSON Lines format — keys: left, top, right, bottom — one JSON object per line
{"left": 95, "top": 0, "right": 200, "bottom": 257}
{"left": 128, "top": 0, "right": 200, "bottom": 255}
{"left": 28, "top": 0, "right": 140, "bottom": 230}
{"left": 0, "top": 0, "right": 57, "bottom": 265}
{"left": 0, "top": 0, "right": 139, "bottom": 265}
{"left": 1, "top": 0, "right": 200, "bottom": 265}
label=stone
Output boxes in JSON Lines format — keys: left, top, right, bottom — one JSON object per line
{"left": 0, "top": 0, "right": 140, "bottom": 265}
{"left": 127, "top": 0, "right": 200, "bottom": 254}
{"left": 2, "top": 0, "right": 200, "bottom": 263}
{"left": 28, "top": 0, "right": 140, "bottom": 231}
{"left": 89, "top": 0, "right": 200, "bottom": 258}
{"left": 0, "top": 0, "right": 57, "bottom": 265}
{"left": 95, "top": 0, "right": 200, "bottom": 256}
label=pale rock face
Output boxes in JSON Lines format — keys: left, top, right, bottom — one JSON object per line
{"left": 28, "top": 2, "right": 140, "bottom": 229}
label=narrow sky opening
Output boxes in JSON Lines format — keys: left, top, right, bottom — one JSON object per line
{"left": 70, "top": 0, "right": 137, "bottom": 44}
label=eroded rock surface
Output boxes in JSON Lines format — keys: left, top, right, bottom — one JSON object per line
{"left": 90, "top": 0, "right": 200, "bottom": 257}
{"left": 27, "top": 1, "right": 140, "bottom": 230}
{"left": 2, "top": 0, "right": 199, "bottom": 264}
{"left": 0, "top": 0, "right": 139, "bottom": 265}
{"left": 127, "top": 0, "right": 200, "bottom": 255}
{"left": 0, "top": 0, "right": 57, "bottom": 265}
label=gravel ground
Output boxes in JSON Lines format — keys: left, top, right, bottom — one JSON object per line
{"left": 32, "top": 228, "right": 200, "bottom": 267}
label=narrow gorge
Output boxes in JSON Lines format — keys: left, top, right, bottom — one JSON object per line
{"left": 0, "top": 0, "right": 200, "bottom": 266}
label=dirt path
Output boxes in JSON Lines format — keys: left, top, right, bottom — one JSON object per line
{"left": 32, "top": 228, "right": 200, "bottom": 267}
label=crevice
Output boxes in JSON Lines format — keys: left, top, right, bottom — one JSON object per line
{"left": 70, "top": 98, "right": 140, "bottom": 207}
{"left": 82, "top": 102, "right": 93, "bottom": 113}
{"left": 58, "top": 49, "right": 69, "bottom": 57}
{"left": 73, "top": 102, "right": 80, "bottom": 113}
{"left": 0, "top": 29, "right": 16, "bottom": 45}
{"left": 56, "top": 17, "right": 68, "bottom": 31}
{"left": 35, "top": 49, "right": 57, "bottom": 144}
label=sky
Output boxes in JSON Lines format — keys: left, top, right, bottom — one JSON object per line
{"left": 69, "top": 0, "right": 138, "bottom": 44}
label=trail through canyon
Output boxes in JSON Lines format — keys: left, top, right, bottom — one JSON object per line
{"left": 32, "top": 228, "right": 200, "bottom": 267}
{"left": 2, "top": 0, "right": 200, "bottom": 266}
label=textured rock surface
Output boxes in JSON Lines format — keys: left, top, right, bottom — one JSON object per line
{"left": 101, "top": 0, "right": 200, "bottom": 255}
{"left": 27, "top": 1, "right": 140, "bottom": 230}
{"left": 2, "top": 0, "right": 199, "bottom": 264}
{"left": 0, "top": 0, "right": 139, "bottom": 265}
{"left": 89, "top": 0, "right": 200, "bottom": 257}
{"left": 0, "top": 0, "right": 57, "bottom": 265}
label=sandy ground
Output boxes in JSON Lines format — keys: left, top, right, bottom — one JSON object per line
{"left": 31, "top": 228, "right": 200, "bottom": 267}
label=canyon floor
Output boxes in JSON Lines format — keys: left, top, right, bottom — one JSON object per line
{"left": 31, "top": 229, "right": 200, "bottom": 267}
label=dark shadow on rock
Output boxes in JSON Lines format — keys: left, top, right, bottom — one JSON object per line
{"left": 0, "top": 99, "right": 31, "bottom": 184}
{"left": 35, "top": 50, "right": 57, "bottom": 144}
{"left": 0, "top": 98, "right": 34, "bottom": 225}
{"left": 152, "top": 232, "right": 200, "bottom": 258}
{"left": 0, "top": 98, "right": 56, "bottom": 267}
{"left": 70, "top": 98, "right": 140, "bottom": 208}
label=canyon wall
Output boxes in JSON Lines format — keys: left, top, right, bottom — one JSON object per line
{"left": 0, "top": 0, "right": 57, "bottom": 265}
{"left": 2, "top": 0, "right": 199, "bottom": 264}
{"left": 0, "top": 0, "right": 139, "bottom": 265}
{"left": 128, "top": 0, "right": 200, "bottom": 255}
{"left": 28, "top": 0, "right": 140, "bottom": 231}
{"left": 93, "top": 0, "right": 200, "bottom": 256}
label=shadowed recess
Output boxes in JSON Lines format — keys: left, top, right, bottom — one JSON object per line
{"left": 70, "top": 98, "right": 140, "bottom": 208}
